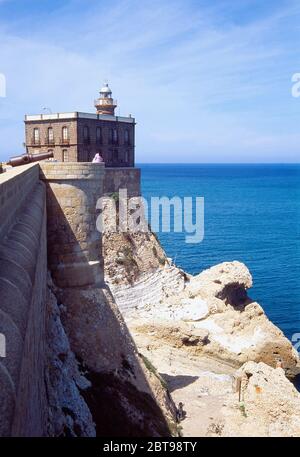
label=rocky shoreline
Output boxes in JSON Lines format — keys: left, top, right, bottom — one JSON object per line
{"left": 44, "top": 227, "right": 300, "bottom": 437}
{"left": 104, "top": 230, "right": 300, "bottom": 437}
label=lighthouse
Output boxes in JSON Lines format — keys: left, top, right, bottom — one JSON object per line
{"left": 25, "top": 82, "right": 135, "bottom": 166}
{"left": 94, "top": 83, "right": 117, "bottom": 116}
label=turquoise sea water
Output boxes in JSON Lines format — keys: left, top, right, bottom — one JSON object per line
{"left": 140, "top": 164, "right": 300, "bottom": 357}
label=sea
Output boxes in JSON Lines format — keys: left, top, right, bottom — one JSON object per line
{"left": 140, "top": 164, "right": 300, "bottom": 386}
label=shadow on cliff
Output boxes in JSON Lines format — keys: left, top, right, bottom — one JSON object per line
{"left": 159, "top": 373, "right": 199, "bottom": 393}
{"left": 216, "top": 283, "right": 255, "bottom": 311}
{"left": 79, "top": 365, "right": 172, "bottom": 437}
{"left": 45, "top": 186, "right": 175, "bottom": 437}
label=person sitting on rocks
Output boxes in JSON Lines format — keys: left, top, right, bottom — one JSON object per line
{"left": 176, "top": 402, "right": 185, "bottom": 422}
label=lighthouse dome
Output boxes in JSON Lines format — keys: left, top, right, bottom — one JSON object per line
{"left": 100, "top": 83, "right": 112, "bottom": 95}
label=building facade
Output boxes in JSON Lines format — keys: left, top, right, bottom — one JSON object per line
{"left": 24, "top": 84, "right": 135, "bottom": 167}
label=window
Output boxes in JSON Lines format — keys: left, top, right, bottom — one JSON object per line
{"left": 96, "top": 127, "right": 102, "bottom": 144}
{"left": 110, "top": 128, "right": 118, "bottom": 144}
{"left": 62, "top": 149, "right": 69, "bottom": 162}
{"left": 83, "top": 126, "right": 90, "bottom": 144}
{"left": 113, "top": 149, "right": 118, "bottom": 162}
{"left": 62, "top": 126, "right": 69, "bottom": 142}
{"left": 124, "top": 129, "right": 130, "bottom": 145}
{"left": 33, "top": 128, "right": 40, "bottom": 144}
{"left": 125, "top": 150, "right": 129, "bottom": 163}
{"left": 48, "top": 127, "right": 54, "bottom": 144}
{"left": 113, "top": 128, "right": 118, "bottom": 144}
{"left": 83, "top": 126, "right": 89, "bottom": 139}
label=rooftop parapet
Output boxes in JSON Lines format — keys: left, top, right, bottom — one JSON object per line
{"left": 25, "top": 112, "right": 135, "bottom": 123}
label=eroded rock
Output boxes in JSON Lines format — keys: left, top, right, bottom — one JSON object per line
{"left": 45, "top": 287, "right": 96, "bottom": 437}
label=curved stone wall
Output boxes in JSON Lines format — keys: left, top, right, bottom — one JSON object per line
{"left": 0, "top": 164, "right": 47, "bottom": 436}
{"left": 0, "top": 161, "right": 142, "bottom": 436}
{"left": 40, "top": 162, "right": 105, "bottom": 288}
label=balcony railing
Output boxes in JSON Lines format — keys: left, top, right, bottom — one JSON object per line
{"left": 31, "top": 138, "right": 40, "bottom": 146}
{"left": 94, "top": 98, "right": 117, "bottom": 106}
{"left": 83, "top": 137, "right": 91, "bottom": 145}
{"left": 59, "top": 138, "right": 70, "bottom": 145}
{"left": 108, "top": 139, "right": 119, "bottom": 145}
{"left": 45, "top": 137, "right": 55, "bottom": 145}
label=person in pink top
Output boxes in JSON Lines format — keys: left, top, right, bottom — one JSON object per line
{"left": 92, "top": 153, "right": 103, "bottom": 163}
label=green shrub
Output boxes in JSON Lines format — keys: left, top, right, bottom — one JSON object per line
{"left": 158, "top": 256, "right": 166, "bottom": 266}
{"left": 140, "top": 354, "right": 168, "bottom": 390}
{"left": 109, "top": 192, "right": 119, "bottom": 203}
{"left": 239, "top": 402, "right": 247, "bottom": 417}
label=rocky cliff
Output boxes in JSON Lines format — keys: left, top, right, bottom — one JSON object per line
{"left": 2, "top": 162, "right": 299, "bottom": 437}
{"left": 45, "top": 274, "right": 177, "bottom": 437}
{"left": 103, "top": 230, "right": 300, "bottom": 437}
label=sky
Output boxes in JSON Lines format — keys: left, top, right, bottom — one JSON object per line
{"left": 0, "top": 0, "right": 299, "bottom": 163}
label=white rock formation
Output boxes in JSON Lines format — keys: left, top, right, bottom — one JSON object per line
{"left": 225, "top": 362, "right": 300, "bottom": 437}
{"left": 113, "top": 261, "right": 299, "bottom": 376}
{"left": 106, "top": 256, "right": 300, "bottom": 437}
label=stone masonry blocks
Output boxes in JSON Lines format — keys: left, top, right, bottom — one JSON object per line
{"left": 40, "top": 162, "right": 105, "bottom": 288}
{"left": 0, "top": 163, "right": 48, "bottom": 436}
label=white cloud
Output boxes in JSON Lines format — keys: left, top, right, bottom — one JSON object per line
{"left": 0, "top": 0, "right": 299, "bottom": 162}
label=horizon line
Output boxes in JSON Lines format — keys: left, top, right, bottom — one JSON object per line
{"left": 136, "top": 162, "right": 300, "bottom": 165}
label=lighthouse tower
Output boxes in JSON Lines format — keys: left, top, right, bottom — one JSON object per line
{"left": 94, "top": 83, "right": 117, "bottom": 116}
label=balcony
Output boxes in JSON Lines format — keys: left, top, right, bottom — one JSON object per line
{"left": 30, "top": 138, "right": 40, "bottom": 146}
{"left": 94, "top": 98, "right": 117, "bottom": 107}
{"left": 45, "top": 137, "right": 55, "bottom": 145}
{"left": 108, "top": 138, "right": 119, "bottom": 146}
{"left": 59, "top": 138, "right": 70, "bottom": 145}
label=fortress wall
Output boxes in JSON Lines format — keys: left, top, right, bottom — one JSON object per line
{"left": 39, "top": 162, "right": 173, "bottom": 437}
{"left": 0, "top": 163, "right": 40, "bottom": 238}
{"left": 39, "top": 162, "right": 105, "bottom": 288}
{"left": 0, "top": 161, "right": 143, "bottom": 436}
{"left": 103, "top": 167, "right": 141, "bottom": 197}
{"left": 0, "top": 164, "right": 48, "bottom": 436}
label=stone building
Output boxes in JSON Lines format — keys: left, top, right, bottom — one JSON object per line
{"left": 24, "top": 84, "right": 135, "bottom": 167}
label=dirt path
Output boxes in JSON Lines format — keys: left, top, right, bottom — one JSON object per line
{"left": 137, "top": 340, "right": 235, "bottom": 437}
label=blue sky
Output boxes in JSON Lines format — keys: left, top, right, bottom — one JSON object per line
{"left": 0, "top": 0, "right": 299, "bottom": 163}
